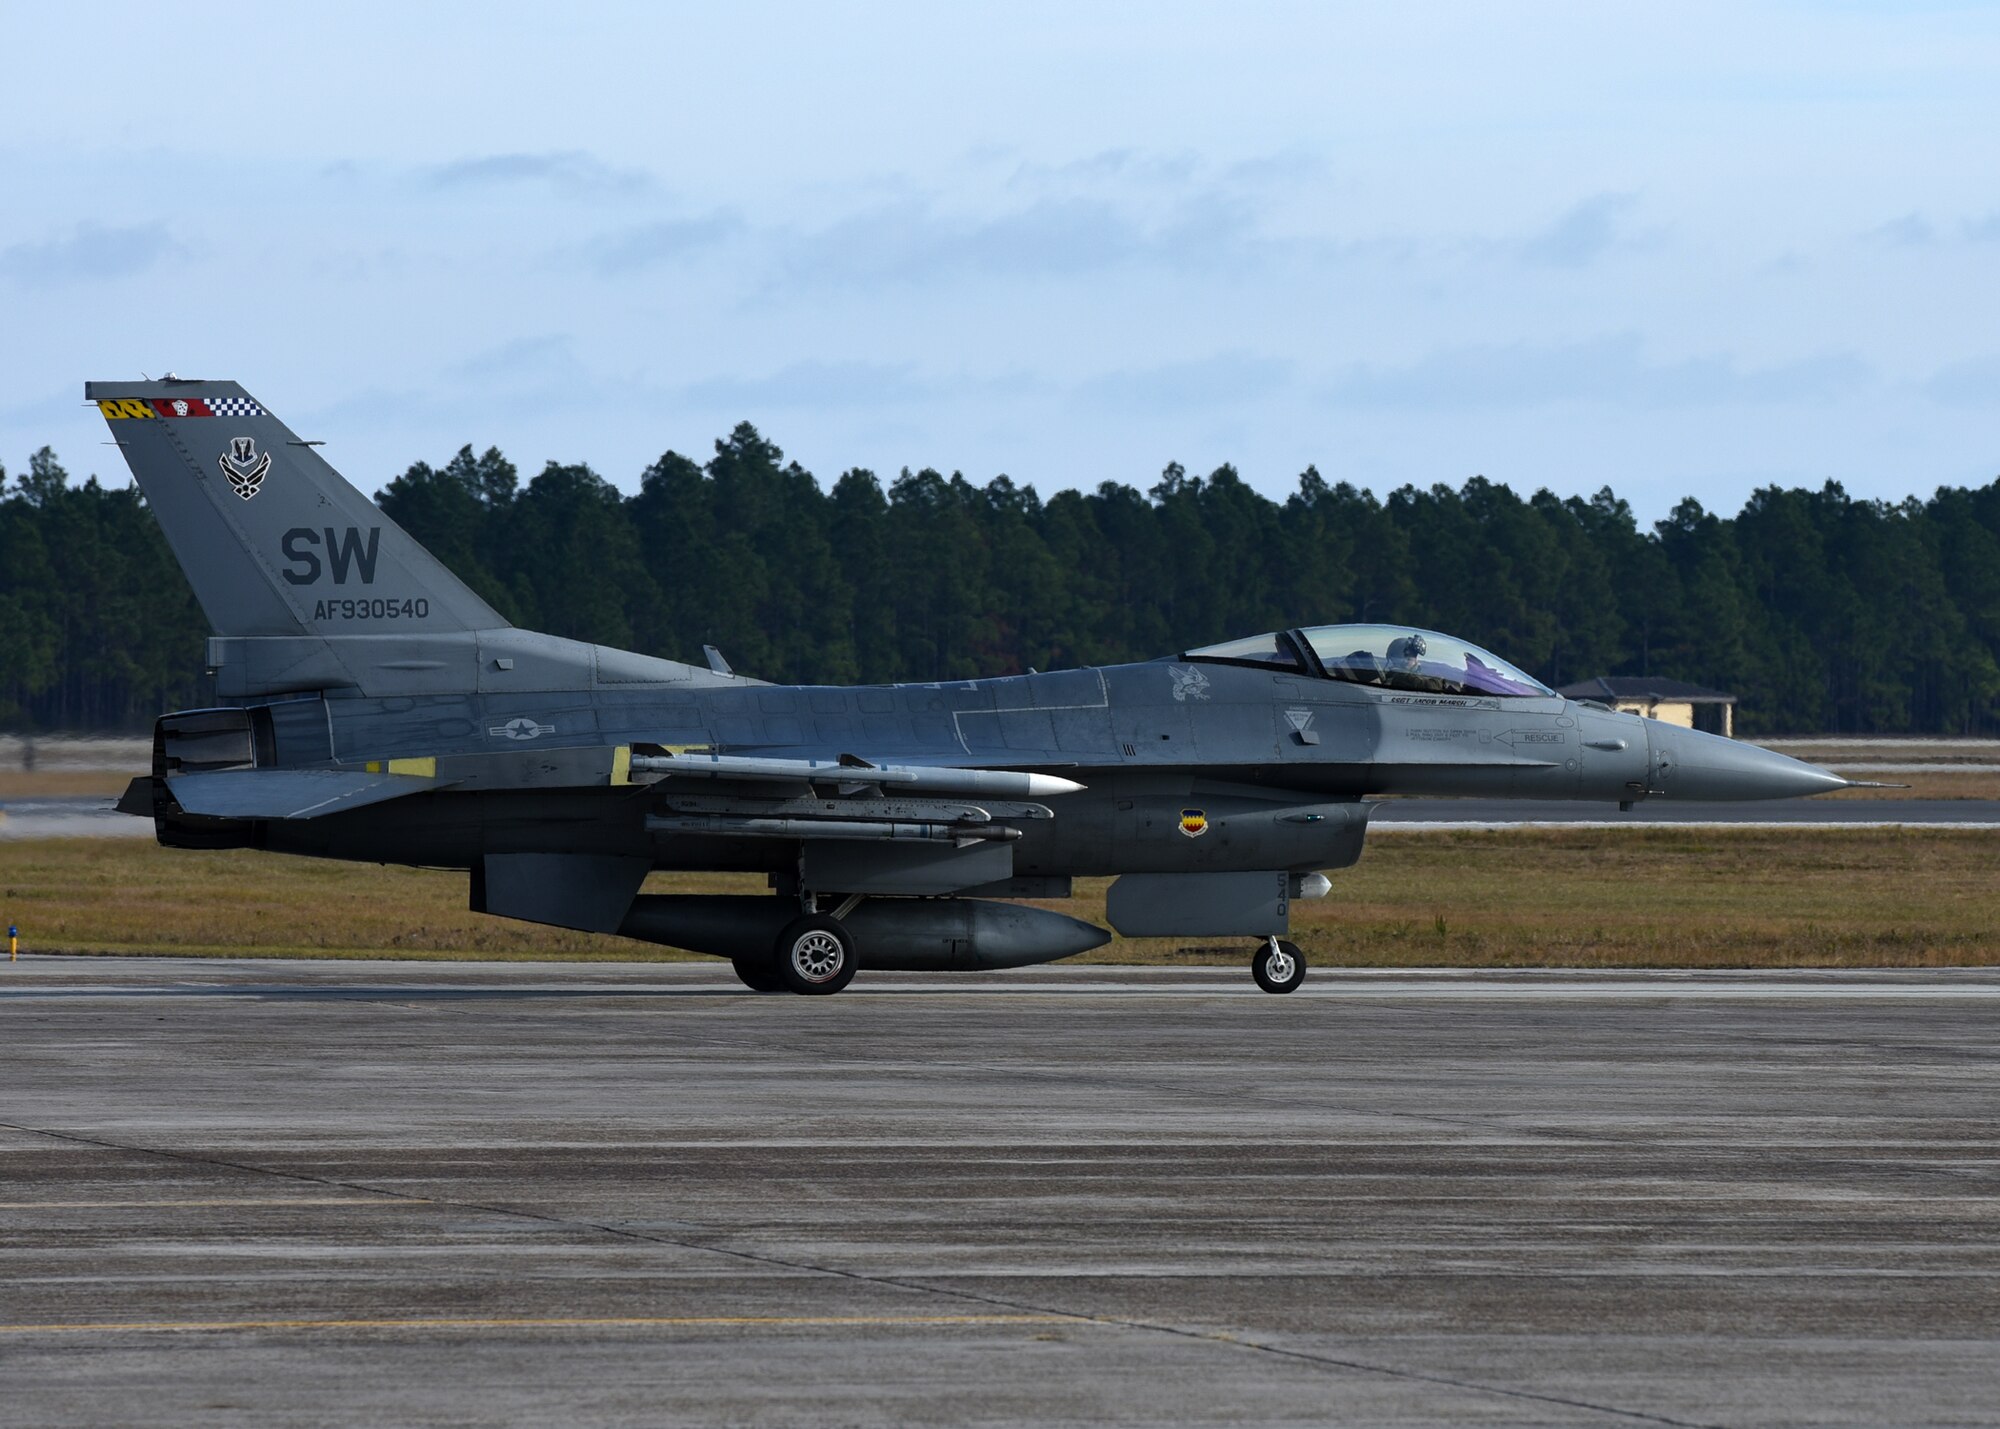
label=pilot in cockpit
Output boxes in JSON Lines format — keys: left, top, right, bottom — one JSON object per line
{"left": 1386, "top": 633, "right": 1449, "bottom": 694}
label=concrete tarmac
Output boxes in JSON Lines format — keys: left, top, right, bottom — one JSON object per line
{"left": 4, "top": 958, "right": 1999, "bottom": 1427}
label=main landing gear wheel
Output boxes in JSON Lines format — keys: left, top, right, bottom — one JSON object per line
{"left": 1252, "top": 937, "right": 1306, "bottom": 995}
{"left": 730, "top": 954, "right": 785, "bottom": 992}
{"left": 775, "top": 914, "right": 858, "bottom": 996}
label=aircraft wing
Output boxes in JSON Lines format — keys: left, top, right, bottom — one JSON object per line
{"left": 158, "top": 768, "right": 441, "bottom": 820}
{"left": 120, "top": 747, "right": 1085, "bottom": 829}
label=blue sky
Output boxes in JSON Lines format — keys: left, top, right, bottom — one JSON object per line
{"left": 4, "top": 1, "right": 1998, "bottom": 521}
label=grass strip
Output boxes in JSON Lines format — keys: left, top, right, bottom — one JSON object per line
{"left": 1, "top": 828, "right": 1994, "bottom": 969}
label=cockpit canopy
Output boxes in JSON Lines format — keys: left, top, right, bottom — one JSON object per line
{"left": 1185, "top": 624, "right": 1554, "bottom": 699}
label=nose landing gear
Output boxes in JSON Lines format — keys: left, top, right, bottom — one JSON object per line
{"left": 1252, "top": 936, "right": 1306, "bottom": 994}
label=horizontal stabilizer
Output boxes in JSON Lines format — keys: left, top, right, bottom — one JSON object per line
{"left": 167, "top": 768, "right": 437, "bottom": 819}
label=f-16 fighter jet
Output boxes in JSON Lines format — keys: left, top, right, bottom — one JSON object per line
{"left": 96, "top": 380, "right": 1859, "bottom": 994}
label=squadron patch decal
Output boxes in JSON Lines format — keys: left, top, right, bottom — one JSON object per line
{"left": 1178, "top": 807, "right": 1208, "bottom": 838}
{"left": 151, "top": 397, "right": 216, "bottom": 418}
{"left": 217, "top": 437, "right": 271, "bottom": 500}
{"left": 1169, "top": 664, "right": 1211, "bottom": 702}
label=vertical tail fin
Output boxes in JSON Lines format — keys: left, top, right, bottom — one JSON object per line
{"left": 87, "top": 379, "right": 506, "bottom": 638}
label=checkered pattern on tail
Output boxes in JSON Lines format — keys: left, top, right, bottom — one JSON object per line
{"left": 208, "top": 397, "right": 264, "bottom": 417}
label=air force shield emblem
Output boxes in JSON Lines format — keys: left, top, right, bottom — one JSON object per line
{"left": 218, "top": 437, "right": 271, "bottom": 500}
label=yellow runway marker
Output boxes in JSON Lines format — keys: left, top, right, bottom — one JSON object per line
{"left": 0, "top": 1314, "right": 1074, "bottom": 1336}
{"left": 0, "top": 1197, "right": 428, "bottom": 1210}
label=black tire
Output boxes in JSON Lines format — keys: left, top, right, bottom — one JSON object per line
{"left": 1252, "top": 938, "right": 1306, "bottom": 995}
{"left": 774, "top": 914, "right": 858, "bottom": 995}
{"left": 730, "top": 954, "right": 785, "bottom": 992}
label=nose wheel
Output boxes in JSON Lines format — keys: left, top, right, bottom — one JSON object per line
{"left": 1252, "top": 937, "right": 1305, "bottom": 994}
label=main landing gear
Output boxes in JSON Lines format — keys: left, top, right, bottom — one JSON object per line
{"left": 732, "top": 911, "right": 859, "bottom": 995}
{"left": 774, "top": 913, "right": 857, "bottom": 995}
{"left": 1252, "top": 936, "right": 1306, "bottom": 995}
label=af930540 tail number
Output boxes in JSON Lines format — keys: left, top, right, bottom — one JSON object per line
{"left": 311, "top": 597, "right": 430, "bottom": 621}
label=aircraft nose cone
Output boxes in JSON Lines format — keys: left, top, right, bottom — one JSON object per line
{"left": 1652, "top": 724, "right": 1849, "bottom": 801}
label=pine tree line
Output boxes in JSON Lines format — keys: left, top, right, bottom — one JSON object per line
{"left": 4, "top": 424, "right": 1998, "bottom": 735}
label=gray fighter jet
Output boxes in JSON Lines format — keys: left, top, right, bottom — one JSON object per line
{"left": 96, "top": 379, "right": 1859, "bottom": 994}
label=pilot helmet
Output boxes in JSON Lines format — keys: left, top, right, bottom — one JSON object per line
{"left": 1388, "top": 633, "right": 1428, "bottom": 663}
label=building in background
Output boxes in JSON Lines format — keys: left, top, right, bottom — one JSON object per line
{"left": 1558, "top": 677, "right": 1738, "bottom": 738}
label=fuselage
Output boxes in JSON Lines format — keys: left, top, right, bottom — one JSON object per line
{"left": 219, "top": 643, "right": 1842, "bottom": 880}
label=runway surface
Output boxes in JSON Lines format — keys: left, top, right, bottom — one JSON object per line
{"left": 4, "top": 959, "right": 1998, "bottom": 1426}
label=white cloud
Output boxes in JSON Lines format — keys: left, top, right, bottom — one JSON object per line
{"left": 425, "top": 150, "right": 650, "bottom": 196}
{"left": 1923, "top": 353, "right": 2000, "bottom": 407}
{"left": 1863, "top": 212, "right": 1937, "bottom": 248}
{"left": 680, "top": 361, "right": 934, "bottom": 411}
{"left": 1518, "top": 194, "right": 1650, "bottom": 268}
{"left": 0, "top": 222, "right": 180, "bottom": 283}
{"left": 1324, "top": 336, "right": 1872, "bottom": 409}
{"left": 581, "top": 213, "right": 744, "bottom": 274}
{"left": 1075, "top": 354, "right": 1293, "bottom": 413}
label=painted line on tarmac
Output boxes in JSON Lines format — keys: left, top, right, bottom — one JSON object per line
{"left": 836, "top": 981, "right": 2000, "bottom": 999}
{"left": 1823, "top": 762, "right": 2000, "bottom": 772}
{"left": 0, "top": 1313, "right": 1073, "bottom": 1336}
{"left": 1768, "top": 738, "right": 2000, "bottom": 749}
{"left": 0, "top": 1196, "right": 428, "bottom": 1210}
{"left": 1373, "top": 820, "right": 2000, "bottom": 831}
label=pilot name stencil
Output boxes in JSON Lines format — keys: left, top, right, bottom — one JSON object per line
{"left": 1385, "top": 694, "right": 1494, "bottom": 709}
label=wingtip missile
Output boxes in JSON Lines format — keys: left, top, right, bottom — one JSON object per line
{"left": 1022, "top": 772, "right": 1087, "bottom": 798}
